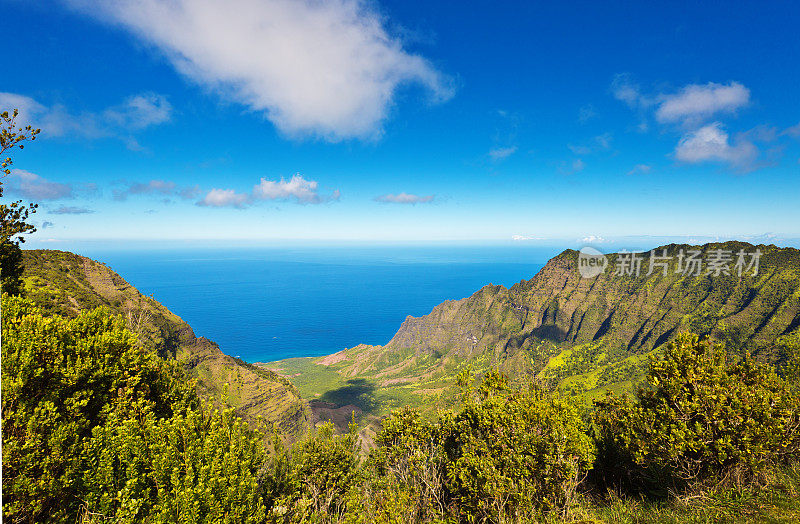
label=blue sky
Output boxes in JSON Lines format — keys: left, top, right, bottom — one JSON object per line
{"left": 2, "top": 0, "right": 799, "bottom": 248}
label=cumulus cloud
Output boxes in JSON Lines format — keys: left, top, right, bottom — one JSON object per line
{"left": 656, "top": 82, "right": 750, "bottom": 126}
{"left": 374, "top": 192, "right": 434, "bottom": 204}
{"left": 64, "top": 0, "right": 454, "bottom": 141}
{"left": 51, "top": 206, "right": 94, "bottom": 214}
{"left": 196, "top": 174, "right": 339, "bottom": 208}
{"left": 5, "top": 169, "right": 73, "bottom": 200}
{"left": 674, "top": 123, "right": 758, "bottom": 169}
{"left": 41, "top": 221, "right": 55, "bottom": 229}
{"left": 196, "top": 188, "right": 251, "bottom": 208}
{"left": 253, "top": 174, "right": 339, "bottom": 204}
{"left": 488, "top": 146, "right": 517, "bottom": 161}
{"left": 0, "top": 91, "right": 172, "bottom": 147}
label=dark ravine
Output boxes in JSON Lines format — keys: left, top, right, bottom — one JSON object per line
{"left": 21, "top": 249, "right": 311, "bottom": 439}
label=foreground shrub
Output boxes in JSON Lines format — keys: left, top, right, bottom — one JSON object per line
{"left": 354, "top": 408, "right": 448, "bottom": 523}
{"left": 263, "top": 421, "right": 362, "bottom": 522}
{"left": 442, "top": 370, "right": 595, "bottom": 521}
{"left": 595, "top": 333, "right": 800, "bottom": 488}
{"left": 1, "top": 295, "right": 265, "bottom": 522}
{"left": 82, "top": 400, "right": 266, "bottom": 522}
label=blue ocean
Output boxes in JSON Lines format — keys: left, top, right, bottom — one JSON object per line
{"left": 76, "top": 245, "right": 557, "bottom": 362}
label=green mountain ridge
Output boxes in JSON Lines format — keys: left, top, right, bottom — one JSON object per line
{"left": 20, "top": 249, "right": 311, "bottom": 439}
{"left": 265, "top": 241, "right": 800, "bottom": 429}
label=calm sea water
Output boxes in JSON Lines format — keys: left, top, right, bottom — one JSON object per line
{"left": 75, "top": 245, "right": 556, "bottom": 362}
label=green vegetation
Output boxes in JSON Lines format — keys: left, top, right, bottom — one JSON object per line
{"left": 1, "top": 295, "right": 266, "bottom": 522}
{"left": 595, "top": 334, "right": 800, "bottom": 490}
{"left": 3, "top": 288, "right": 800, "bottom": 522}
{"left": 6, "top": 242, "right": 800, "bottom": 522}
{"left": 20, "top": 249, "right": 311, "bottom": 439}
{"left": 1, "top": 108, "right": 40, "bottom": 295}
{"left": 264, "top": 242, "right": 800, "bottom": 442}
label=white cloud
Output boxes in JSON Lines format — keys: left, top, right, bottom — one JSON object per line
{"left": 197, "top": 174, "right": 339, "bottom": 208}
{"left": 0, "top": 91, "right": 172, "bottom": 145}
{"left": 6, "top": 169, "right": 73, "bottom": 200}
{"left": 374, "top": 192, "right": 434, "bottom": 204}
{"left": 571, "top": 158, "right": 585, "bottom": 172}
{"left": 488, "top": 146, "right": 517, "bottom": 161}
{"left": 103, "top": 94, "right": 172, "bottom": 131}
{"left": 253, "top": 174, "right": 338, "bottom": 204}
{"left": 656, "top": 82, "right": 749, "bottom": 125}
{"left": 65, "top": 0, "right": 454, "bottom": 141}
{"left": 674, "top": 122, "right": 757, "bottom": 169}
{"left": 581, "top": 235, "right": 607, "bottom": 243}
{"left": 196, "top": 188, "right": 250, "bottom": 208}
{"left": 627, "top": 164, "right": 652, "bottom": 175}
{"left": 511, "top": 234, "right": 544, "bottom": 241}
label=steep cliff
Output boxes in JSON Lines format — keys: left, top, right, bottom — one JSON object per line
{"left": 21, "top": 249, "right": 311, "bottom": 439}
{"left": 268, "top": 241, "right": 800, "bottom": 419}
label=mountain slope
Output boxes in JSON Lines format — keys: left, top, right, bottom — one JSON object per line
{"left": 267, "top": 241, "right": 800, "bottom": 421}
{"left": 21, "top": 249, "right": 311, "bottom": 438}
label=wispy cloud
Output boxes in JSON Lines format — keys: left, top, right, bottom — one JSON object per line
{"left": 512, "top": 234, "right": 545, "bottom": 241}
{"left": 51, "top": 206, "right": 94, "bottom": 215}
{"left": 488, "top": 146, "right": 517, "bottom": 161}
{"left": 113, "top": 179, "right": 204, "bottom": 202}
{"left": 5, "top": 169, "right": 73, "bottom": 200}
{"left": 578, "top": 104, "right": 598, "bottom": 123}
{"left": 0, "top": 91, "right": 172, "bottom": 149}
{"left": 627, "top": 164, "right": 652, "bottom": 175}
{"left": 568, "top": 133, "right": 612, "bottom": 155}
{"left": 374, "top": 192, "right": 434, "bottom": 204}
{"left": 65, "top": 0, "right": 454, "bottom": 141}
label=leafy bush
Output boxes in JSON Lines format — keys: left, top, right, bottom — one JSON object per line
{"left": 82, "top": 400, "right": 266, "bottom": 522}
{"left": 595, "top": 333, "right": 800, "bottom": 489}
{"left": 357, "top": 408, "right": 448, "bottom": 523}
{"left": 442, "top": 370, "right": 594, "bottom": 521}
{"left": 262, "top": 421, "right": 362, "bottom": 522}
{"left": 1, "top": 295, "right": 265, "bottom": 522}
